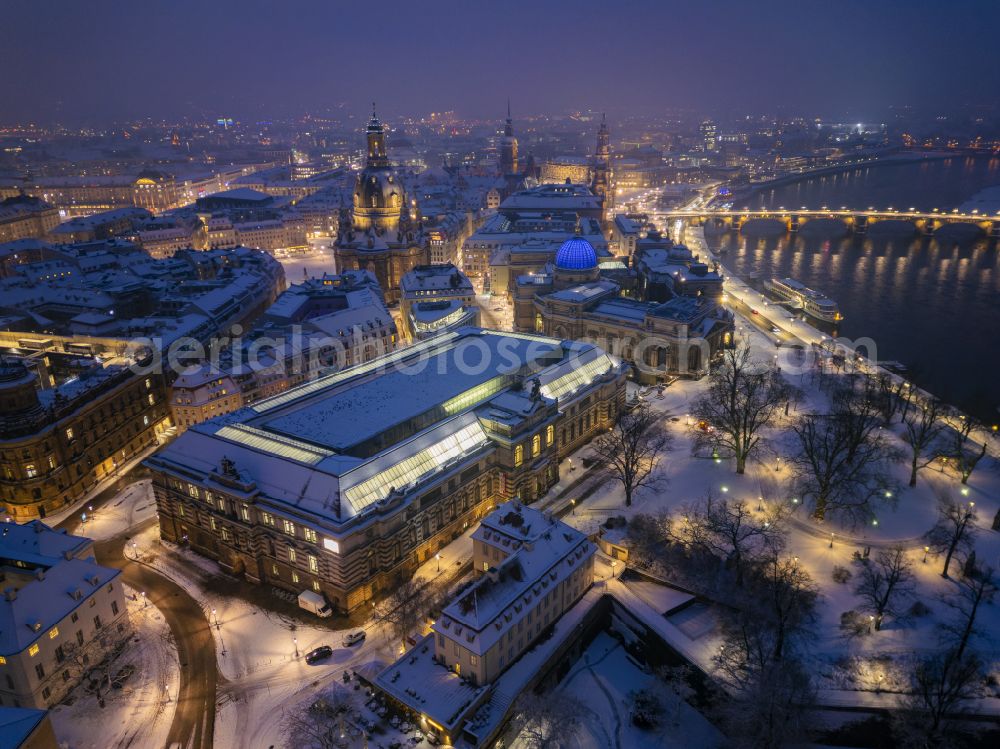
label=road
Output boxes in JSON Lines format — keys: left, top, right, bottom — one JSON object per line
{"left": 58, "top": 475, "right": 218, "bottom": 749}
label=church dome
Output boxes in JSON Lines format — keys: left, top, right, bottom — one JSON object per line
{"left": 354, "top": 170, "right": 403, "bottom": 212}
{"left": 555, "top": 236, "right": 597, "bottom": 270}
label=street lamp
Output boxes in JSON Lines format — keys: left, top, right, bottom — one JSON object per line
{"left": 570, "top": 499, "right": 576, "bottom": 515}
{"left": 212, "top": 608, "right": 220, "bottom": 630}
{"left": 131, "top": 541, "right": 138, "bottom": 560}
{"left": 141, "top": 591, "right": 147, "bottom": 608}
{"left": 293, "top": 637, "right": 299, "bottom": 658}
{"left": 829, "top": 533, "right": 835, "bottom": 549}
{"left": 923, "top": 546, "right": 930, "bottom": 563}
{"left": 610, "top": 560, "right": 618, "bottom": 579}
{"left": 435, "top": 553, "right": 441, "bottom": 573}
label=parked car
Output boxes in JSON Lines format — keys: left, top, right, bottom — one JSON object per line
{"left": 305, "top": 645, "right": 333, "bottom": 664}
{"left": 110, "top": 664, "right": 136, "bottom": 689}
{"left": 342, "top": 631, "right": 366, "bottom": 647}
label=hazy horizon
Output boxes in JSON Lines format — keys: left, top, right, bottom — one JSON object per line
{"left": 2, "top": 0, "right": 999, "bottom": 126}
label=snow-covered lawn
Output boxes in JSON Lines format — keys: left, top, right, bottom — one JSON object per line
{"left": 49, "top": 585, "right": 178, "bottom": 749}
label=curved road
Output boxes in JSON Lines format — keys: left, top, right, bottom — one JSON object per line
{"left": 58, "top": 476, "right": 217, "bottom": 749}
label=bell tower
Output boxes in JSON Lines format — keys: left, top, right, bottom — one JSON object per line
{"left": 366, "top": 103, "right": 389, "bottom": 168}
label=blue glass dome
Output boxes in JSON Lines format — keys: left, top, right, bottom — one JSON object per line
{"left": 554, "top": 236, "right": 597, "bottom": 270}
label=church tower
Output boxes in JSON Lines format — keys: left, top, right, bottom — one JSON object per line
{"left": 591, "top": 113, "right": 612, "bottom": 226}
{"left": 500, "top": 99, "right": 519, "bottom": 175}
{"left": 352, "top": 103, "right": 406, "bottom": 233}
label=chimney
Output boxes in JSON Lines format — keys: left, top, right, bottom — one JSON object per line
{"left": 3, "top": 587, "right": 16, "bottom": 602}
{"left": 35, "top": 568, "right": 46, "bottom": 581}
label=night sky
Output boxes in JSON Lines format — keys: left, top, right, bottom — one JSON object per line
{"left": 2, "top": 0, "right": 998, "bottom": 123}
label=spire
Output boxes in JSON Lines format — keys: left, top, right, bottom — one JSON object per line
{"left": 507, "top": 97, "right": 511, "bottom": 121}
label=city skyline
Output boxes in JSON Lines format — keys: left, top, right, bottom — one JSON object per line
{"left": 3, "top": 0, "right": 1000, "bottom": 124}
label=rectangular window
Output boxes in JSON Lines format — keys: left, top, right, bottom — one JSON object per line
{"left": 470, "top": 654, "right": 478, "bottom": 666}
{"left": 94, "top": 615, "right": 102, "bottom": 629}
{"left": 240, "top": 505, "right": 250, "bottom": 522}
{"left": 323, "top": 538, "right": 340, "bottom": 554}
{"left": 210, "top": 517, "right": 217, "bottom": 531}
{"left": 48, "top": 627, "right": 59, "bottom": 639}
{"left": 513, "top": 445, "right": 523, "bottom": 467}
{"left": 28, "top": 644, "right": 39, "bottom": 657}
{"left": 312, "top": 580, "right": 321, "bottom": 592}
{"left": 147, "top": 393, "right": 155, "bottom": 406}
{"left": 262, "top": 513, "right": 275, "bottom": 526}
{"left": 65, "top": 427, "right": 74, "bottom": 440}
{"left": 304, "top": 528, "right": 317, "bottom": 543}
{"left": 221, "top": 527, "right": 231, "bottom": 542}
{"left": 111, "top": 601, "right": 119, "bottom": 616}
{"left": 25, "top": 464, "right": 38, "bottom": 478}
{"left": 186, "top": 483, "right": 199, "bottom": 499}
{"left": 55, "top": 645, "right": 65, "bottom": 663}
{"left": 271, "top": 564, "right": 279, "bottom": 576}
{"left": 291, "top": 571, "right": 300, "bottom": 584}
{"left": 288, "top": 548, "right": 297, "bottom": 563}
{"left": 308, "top": 555, "right": 318, "bottom": 573}
{"left": 282, "top": 519, "right": 295, "bottom": 536}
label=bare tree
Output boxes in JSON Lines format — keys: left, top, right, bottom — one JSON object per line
{"left": 944, "top": 412, "right": 990, "bottom": 485}
{"left": 716, "top": 658, "right": 815, "bottom": 749}
{"left": 925, "top": 494, "right": 978, "bottom": 579}
{"left": 941, "top": 565, "right": 997, "bottom": 662}
{"left": 58, "top": 616, "right": 131, "bottom": 708}
{"left": 372, "top": 576, "right": 432, "bottom": 648}
{"left": 283, "top": 689, "right": 353, "bottom": 749}
{"left": 789, "top": 386, "right": 899, "bottom": 522}
{"left": 901, "top": 397, "right": 946, "bottom": 486}
{"left": 754, "top": 550, "right": 817, "bottom": 661}
{"left": 591, "top": 402, "right": 672, "bottom": 507}
{"left": 854, "top": 547, "right": 914, "bottom": 631}
{"left": 677, "top": 493, "right": 787, "bottom": 587}
{"left": 895, "top": 649, "right": 983, "bottom": 748}
{"left": 512, "top": 691, "right": 585, "bottom": 749}
{"left": 691, "top": 337, "right": 790, "bottom": 474}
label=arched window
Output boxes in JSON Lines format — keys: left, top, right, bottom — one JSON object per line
{"left": 514, "top": 444, "right": 523, "bottom": 467}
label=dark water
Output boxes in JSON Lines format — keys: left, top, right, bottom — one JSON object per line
{"left": 703, "top": 156, "right": 1000, "bottom": 422}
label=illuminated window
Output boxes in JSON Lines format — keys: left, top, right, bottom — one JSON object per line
{"left": 470, "top": 654, "right": 478, "bottom": 666}
{"left": 309, "top": 555, "right": 319, "bottom": 573}
{"left": 145, "top": 378, "right": 152, "bottom": 390}
{"left": 221, "top": 527, "right": 230, "bottom": 542}
{"left": 143, "top": 415, "right": 149, "bottom": 426}
{"left": 262, "top": 512, "right": 275, "bottom": 526}
{"left": 304, "top": 528, "right": 317, "bottom": 543}
{"left": 25, "top": 464, "right": 38, "bottom": 478}
{"left": 210, "top": 517, "right": 217, "bottom": 531}
{"left": 514, "top": 445, "right": 523, "bottom": 467}
{"left": 282, "top": 519, "right": 295, "bottom": 536}
{"left": 186, "top": 483, "right": 199, "bottom": 499}
{"left": 147, "top": 394, "right": 155, "bottom": 406}
{"left": 28, "top": 644, "right": 39, "bottom": 657}
{"left": 531, "top": 435, "right": 541, "bottom": 457}
{"left": 0, "top": 655, "right": 5, "bottom": 664}
{"left": 288, "top": 548, "right": 297, "bottom": 563}
{"left": 65, "top": 427, "right": 74, "bottom": 441}
{"left": 291, "top": 571, "right": 300, "bottom": 584}
{"left": 546, "top": 425, "right": 554, "bottom": 447}
{"left": 240, "top": 505, "right": 250, "bottom": 522}
{"left": 312, "top": 580, "right": 321, "bottom": 592}
{"left": 323, "top": 538, "right": 340, "bottom": 554}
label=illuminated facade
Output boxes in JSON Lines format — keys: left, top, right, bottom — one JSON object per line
{"left": 0, "top": 522, "right": 130, "bottom": 710}
{"left": 147, "top": 329, "right": 625, "bottom": 614}
{"left": 0, "top": 360, "right": 171, "bottom": 520}
{"left": 333, "top": 106, "right": 428, "bottom": 303}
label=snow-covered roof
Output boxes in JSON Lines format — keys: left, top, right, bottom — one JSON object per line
{"left": 375, "top": 634, "right": 488, "bottom": 732}
{"left": 434, "top": 502, "right": 594, "bottom": 657}
{"left": 149, "top": 329, "right": 620, "bottom": 525}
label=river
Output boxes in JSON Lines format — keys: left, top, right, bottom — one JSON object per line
{"left": 701, "top": 155, "right": 1000, "bottom": 422}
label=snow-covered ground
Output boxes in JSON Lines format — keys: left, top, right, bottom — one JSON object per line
{"left": 540, "top": 230, "right": 1000, "bottom": 713}
{"left": 49, "top": 585, "right": 178, "bottom": 749}
{"left": 512, "top": 631, "right": 722, "bottom": 749}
